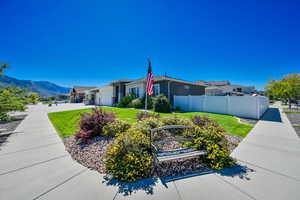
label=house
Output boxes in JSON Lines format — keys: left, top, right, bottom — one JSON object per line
{"left": 85, "top": 86, "right": 114, "bottom": 106}
{"left": 70, "top": 86, "right": 96, "bottom": 103}
{"left": 83, "top": 76, "right": 206, "bottom": 106}
{"left": 196, "top": 80, "right": 255, "bottom": 96}
{"left": 109, "top": 79, "right": 132, "bottom": 105}
{"left": 124, "top": 76, "right": 206, "bottom": 104}
{"left": 205, "top": 84, "right": 256, "bottom": 96}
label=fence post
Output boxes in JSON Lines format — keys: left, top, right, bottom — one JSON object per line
{"left": 256, "top": 97, "right": 260, "bottom": 119}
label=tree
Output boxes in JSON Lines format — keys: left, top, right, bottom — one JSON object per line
{"left": 266, "top": 73, "right": 300, "bottom": 109}
{"left": 28, "top": 93, "right": 40, "bottom": 104}
{"left": 0, "top": 63, "right": 10, "bottom": 76}
{"left": 0, "top": 86, "right": 27, "bottom": 121}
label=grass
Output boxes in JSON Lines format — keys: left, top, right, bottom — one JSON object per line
{"left": 48, "top": 107, "right": 253, "bottom": 138}
{"left": 283, "top": 111, "right": 300, "bottom": 114}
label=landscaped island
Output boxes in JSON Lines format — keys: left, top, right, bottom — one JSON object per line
{"left": 48, "top": 107, "right": 253, "bottom": 182}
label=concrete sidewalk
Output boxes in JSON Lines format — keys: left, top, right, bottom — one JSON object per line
{"left": 0, "top": 103, "right": 299, "bottom": 200}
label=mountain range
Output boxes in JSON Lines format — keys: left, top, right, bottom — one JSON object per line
{"left": 0, "top": 76, "right": 71, "bottom": 97}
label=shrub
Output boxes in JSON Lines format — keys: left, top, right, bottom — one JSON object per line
{"left": 152, "top": 94, "right": 171, "bottom": 113}
{"left": 132, "top": 117, "right": 163, "bottom": 135}
{"left": 136, "top": 112, "right": 160, "bottom": 121}
{"left": 131, "top": 98, "right": 144, "bottom": 108}
{"left": 105, "top": 128, "right": 153, "bottom": 182}
{"left": 75, "top": 108, "right": 115, "bottom": 141}
{"left": 162, "top": 115, "right": 193, "bottom": 126}
{"left": 185, "top": 124, "right": 235, "bottom": 170}
{"left": 103, "top": 119, "right": 131, "bottom": 137}
{"left": 191, "top": 116, "right": 213, "bottom": 127}
{"left": 117, "top": 95, "right": 135, "bottom": 108}
{"left": 0, "top": 87, "right": 27, "bottom": 121}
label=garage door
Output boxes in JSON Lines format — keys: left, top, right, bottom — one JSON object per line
{"left": 99, "top": 86, "right": 113, "bottom": 106}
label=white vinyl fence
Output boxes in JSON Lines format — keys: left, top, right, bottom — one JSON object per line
{"left": 174, "top": 95, "right": 269, "bottom": 119}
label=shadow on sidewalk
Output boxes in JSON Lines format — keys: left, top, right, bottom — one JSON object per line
{"left": 103, "top": 164, "right": 255, "bottom": 196}
{"left": 260, "top": 108, "right": 282, "bottom": 122}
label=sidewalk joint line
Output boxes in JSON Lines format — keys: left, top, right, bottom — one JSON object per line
{"left": 237, "top": 159, "right": 300, "bottom": 182}
{"left": 214, "top": 174, "right": 257, "bottom": 200}
{"left": 32, "top": 168, "right": 88, "bottom": 200}
{"left": 173, "top": 181, "right": 184, "bottom": 200}
{"left": 0, "top": 142, "right": 62, "bottom": 157}
{"left": 0, "top": 154, "right": 68, "bottom": 176}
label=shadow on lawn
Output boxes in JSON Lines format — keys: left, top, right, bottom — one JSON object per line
{"left": 103, "top": 163, "right": 255, "bottom": 196}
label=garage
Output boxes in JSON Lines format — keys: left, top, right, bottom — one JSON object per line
{"left": 95, "top": 86, "right": 113, "bottom": 106}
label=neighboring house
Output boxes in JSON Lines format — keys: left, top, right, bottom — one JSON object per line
{"left": 205, "top": 85, "right": 256, "bottom": 96}
{"left": 70, "top": 86, "right": 96, "bottom": 103}
{"left": 85, "top": 86, "right": 114, "bottom": 106}
{"left": 124, "top": 76, "right": 206, "bottom": 103}
{"left": 197, "top": 80, "right": 256, "bottom": 96}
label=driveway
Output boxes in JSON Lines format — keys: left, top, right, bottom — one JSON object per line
{"left": 0, "top": 103, "right": 300, "bottom": 200}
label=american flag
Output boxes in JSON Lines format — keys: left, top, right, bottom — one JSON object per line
{"left": 146, "top": 59, "right": 154, "bottom": 96}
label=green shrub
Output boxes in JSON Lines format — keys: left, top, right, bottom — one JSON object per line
{"left": 185, "top": 124, "right": 236, "bottom": 170}
{"left": 105, "top": 128, "right": 153, "bottom": 182}
{"left": 117, "top": 95, "right": 135, "bottom": 108}
{"left": 162, "top": 115, "right": 193, "bottom": 126}
{"left": 132, "top": 117, "right": 163, "bottom": 135}
{"left": 152, "top": 94, "right": 171, "bottom": 113}
{"left": 131, "top": 98, "right": 144, "bottom": 108}
{"left": 103, "top": 119, "right": 131, "bottom": 137}
{"left": 136, "top": 112, "right": 160, "bottom": 121}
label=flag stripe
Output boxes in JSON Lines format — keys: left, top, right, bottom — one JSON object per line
{"left": 146, "top": 60, "right": 154, "bottom": 96}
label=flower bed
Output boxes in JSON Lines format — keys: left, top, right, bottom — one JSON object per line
{"left": 60, "top": 109, "right": 242, "bottom": 182}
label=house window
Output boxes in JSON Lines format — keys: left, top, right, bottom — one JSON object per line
{"left": 130, "top": 87, "right": 140, "bottom": 97}
{"left": 153, "top": 84, "right": 160, "bottom": 96}
{"left": 184, "top": 85, "right": 190, "bottom": 89}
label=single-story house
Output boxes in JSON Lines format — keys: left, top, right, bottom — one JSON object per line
{"left": 205, "top": 85, "right": 256, "bottom": 96}
{"left": 124, "top": 76, "right": 206, "bottom": 104}
{"left": 84, "top": 76, "right": 206, "bottom": 106}
{"left": 70, "top": 86, "right": 96, "bottom": 103}
{"left": 85, "top": 86, "right": 114, "bottom": 106}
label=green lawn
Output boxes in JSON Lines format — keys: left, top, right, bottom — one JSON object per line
{"left": 48, "top": 107, "right": 253, "bottom": 138}
{"left": 283, "top": 111, "right": 300, "bottom": 114}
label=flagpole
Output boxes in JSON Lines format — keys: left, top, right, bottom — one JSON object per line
{"left": 145, "top": 90, "right": 148, "bottom": 110}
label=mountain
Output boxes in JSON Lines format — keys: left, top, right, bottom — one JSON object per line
{"left": 0, "top": 76, "right": 71, "bottom": 97}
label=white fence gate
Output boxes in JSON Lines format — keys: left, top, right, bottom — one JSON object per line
{"left": 174, "top": 95, "right": 269, "bottom": 119}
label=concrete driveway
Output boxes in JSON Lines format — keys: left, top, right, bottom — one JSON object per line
{"left": 0, "top": 103, "right": 299, "bottom": 200}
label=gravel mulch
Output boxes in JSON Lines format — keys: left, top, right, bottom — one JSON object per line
{"left": 63, "top": 133, "right": 243, "bottom": 178}
{"left": 63, "top": 135, "right": 114, "bottom": 173}
{"left": 225, "top": 134, "right": 243, "bottom": 152}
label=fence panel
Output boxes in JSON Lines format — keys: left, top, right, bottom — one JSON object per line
{"left": 174, "top": 95, "right": 269, "bottom": 119}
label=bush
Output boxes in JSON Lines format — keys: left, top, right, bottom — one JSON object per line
{"left": 152, "top": 94, "right": 171, "bottom": 113}
{"left": 162, "top": 115, "right": 193, "bottom": 126}
{"left": 132, "top": 117, "right": 163, "bottom": 135}
{"left": 136, "top": 112, "right": 160, "bottom": 121}
{"left": 131, "top": 98, "right": 144, "bottom": 108}
{"left": 103, "top": 119, "right": 131, "bottom": 137}
{"left": 105, "top": 128, "right": 153, "bottom": 182}
{"left": 191, "top": 116, "right": 213, "bottom": 127}
{"left": 185, "top": 123, "right": 235, "bottom": 170}
{"left": 0, "top": 87, "right": 27, "bottom": 121}
{"left": 75, "top": 108, "right": 115, "bottom": 141}
{"left": 117, "top": 95, "right": 135, "bottom": 108}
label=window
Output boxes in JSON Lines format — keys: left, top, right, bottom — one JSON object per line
{"left": 130, "top": 87, "right": 140, "bottom": 97}
{"left": 153, "top": 84, "right": 160, "bottom": 96}
{"left": 184, "top": 85, "right": 190, "bottom": 89}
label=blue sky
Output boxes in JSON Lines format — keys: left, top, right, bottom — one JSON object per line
{"left": 0, "top": 0, "right": 299, "bottom": 90}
